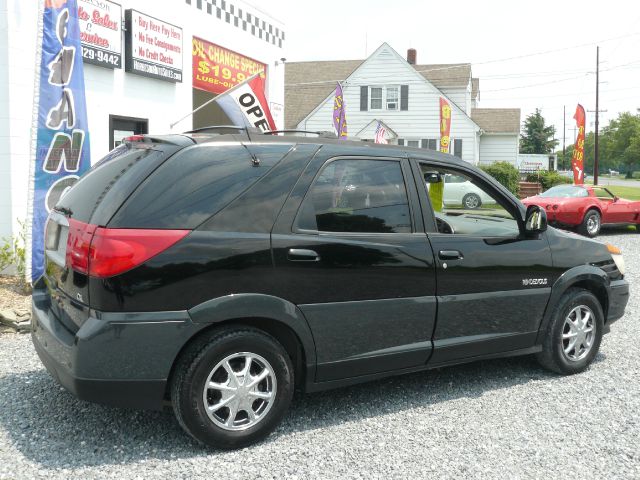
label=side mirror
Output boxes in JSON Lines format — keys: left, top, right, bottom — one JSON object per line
{"left": 424, "top": 172, "right": 442, "bottom": 184}
{"left": 525, "top": 205, "right": 548, "bottom": 233}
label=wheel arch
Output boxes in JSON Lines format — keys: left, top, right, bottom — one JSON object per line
{"left": 166, "top": 294, "right": 317, "bottom": 399}
{"left": 535, "top": 265, "right": 609, "bottom": 344}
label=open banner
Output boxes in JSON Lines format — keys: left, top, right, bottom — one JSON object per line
{"left": 213, "top": 72, "right": 276, "bottom": 132}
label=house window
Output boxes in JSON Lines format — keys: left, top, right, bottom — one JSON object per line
{"left": 361, "top": 85, "right": 408, "bottom": 111}
{"left": 370, "top": 87, "right": 383, "bottom": 110}
{"left": 453, "top": 139, "right": 463, "bottom": 158}
{"left": 407, "top": 140, "right": 420, "bottom": 148}
{"left": 386, "top": 87, "right": 399, "bottom": 110}
{"left": 423, "top": 139, "right": 438, "bottom": 150}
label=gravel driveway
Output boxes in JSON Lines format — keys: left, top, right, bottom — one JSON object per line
{"left": 1, "top": 231, "right": 638, "bottom": 479}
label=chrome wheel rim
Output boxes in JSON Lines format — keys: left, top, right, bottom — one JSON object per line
{"left": 464, "top": 195, "right": 480, "bottom": 209}
{"left": 203, "top": 352, "right": 277, "bottom": 431}
{"left": 586, "top": 214, "right": 600, "bottom": 235}
{"left": 562, "top": 305, "right": 596, "bottom": 362}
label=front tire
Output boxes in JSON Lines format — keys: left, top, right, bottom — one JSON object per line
{"left": 578, "top": 209, "right": 601, "bottom": 237}
{"left": 462, "top": 193, "right": 482, "bottom": 209}
{"left": 536, "top": 288, "right": 604, "bottom": 375}
{"left": 171, "top": 327, "right": 294, "bottom": 449}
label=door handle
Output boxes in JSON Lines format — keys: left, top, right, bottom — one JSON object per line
{"left": 287, "top": 248, "right": 320, "bottom": 262}
{"left": 438, "top": 250, "right": 463, "bottom": 260}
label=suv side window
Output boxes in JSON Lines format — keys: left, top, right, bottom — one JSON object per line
{"left": 296, "top": 159, "right": 412, "bottom": 233}
{"left": 420, "top": 164, "right": 520, "bottom": 237}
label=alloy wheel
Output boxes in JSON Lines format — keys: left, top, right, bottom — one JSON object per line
{"left": 561, "top": 305, "right": 596, "bottom": 362}
{"left": 202, "top": 352, "right": 277, "bottom": 431}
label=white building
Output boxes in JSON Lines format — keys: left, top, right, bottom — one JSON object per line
{"left": 0, "top": 0, "right": 286, "bottom": 240}
{"left": 285, "top": 43, "right": 520, "bottom": 166}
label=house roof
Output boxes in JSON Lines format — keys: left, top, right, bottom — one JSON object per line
{"left": 413, "top": 64, "right": 471, "bottom": 88}
{"left": 471, "top": 108, "right": 521, "bottom": 134}
{"left": 284, "top": 59, "right": 473, "bottom": 128}
{"left": 284, "top": 60, "right": 363, "bottom": 129}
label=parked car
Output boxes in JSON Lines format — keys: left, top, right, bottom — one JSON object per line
{"left": 32, "top": 130, "right": 629, "bottom": 449}
{"left": 522, "top": 184, "right": 640, "bottom": 237}
{"left": 443, "top": 173, "right": 493, "bottom": 209}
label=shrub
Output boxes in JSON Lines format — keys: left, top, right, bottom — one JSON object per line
{"left": 480, "top": 162, "right": 520, "bottom": 195}
{"left": 0, "top": 219, "right": 26, "bottom": 278}
{"left": 526, "top": 171, "right": 572, "bottom": 191}
{"left": 632, "top": 171, "right": 640, "bottom": 179}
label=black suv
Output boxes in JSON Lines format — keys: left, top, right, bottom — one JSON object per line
{"left": 32, "top": 130, "right": 629, "bottom": 449}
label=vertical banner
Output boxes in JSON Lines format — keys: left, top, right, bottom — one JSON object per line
{"left": 430, "top": 97, "right": 453, "bottom": 212}
{"left": 571, "top": 104, "right": 586, "bottom": 185}
{"left": 333, "top": 83, "right": 348, "bottom": 139}
{"left": 439, "top": 97, "right": 452, "bottom": 153}
{"left": 27, "top": 0, "right": 91, "bottom": 282}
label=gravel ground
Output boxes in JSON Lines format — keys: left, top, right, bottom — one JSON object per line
{"left": 0, "top": 230, "right": 638, "bottom": 479}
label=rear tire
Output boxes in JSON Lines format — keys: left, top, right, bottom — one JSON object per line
{"left": 578, "top": 209, "right": 601, "bottom": 237}
{"left": 171, "top": 326, "right": 294, "bottom": 449}
{"left": 536, "top": 288, "right": 604, "bottom": 375}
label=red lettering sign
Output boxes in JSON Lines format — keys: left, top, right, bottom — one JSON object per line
{"left": 192, "top": 36, "right": 266, "bottom": 95}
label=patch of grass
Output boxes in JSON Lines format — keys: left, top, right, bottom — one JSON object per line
{"left": 597, "top": 185, "right": 640, "bottom": 200}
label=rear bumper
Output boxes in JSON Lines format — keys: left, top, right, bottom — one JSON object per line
{"left": 606, "top": 278, "right": 630, "bottom": 326}
{"left": 30, "top": 282, "right": 204, "bottom": 410}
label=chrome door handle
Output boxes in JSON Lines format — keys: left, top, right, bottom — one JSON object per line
{"left": 287, "top": 248, "right": 320, "bottom": 262}
{"left": 438, "top": 250, "right": 463, "bottom": 260}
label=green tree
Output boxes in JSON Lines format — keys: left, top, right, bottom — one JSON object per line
{"left": 520, "top": 109, "right": 558, "bottom": 154}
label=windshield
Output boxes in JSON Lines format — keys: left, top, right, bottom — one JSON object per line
{"left": 539, "top": 185, "right": 587, "bottom": 198}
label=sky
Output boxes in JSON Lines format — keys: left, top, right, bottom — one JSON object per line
{"left": 252, "top": 0, "right": 640, "bottom": 148}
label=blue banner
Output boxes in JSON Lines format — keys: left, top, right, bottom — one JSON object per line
{"left": 31, "top": 0, "right": 91, "bottom": 282}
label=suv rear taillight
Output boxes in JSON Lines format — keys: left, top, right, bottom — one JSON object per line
{"left": 66, "top": 219, "right": 97, "bottom": 274}
{"left": 89, "top": 228, "right": 189, "bottom": 278}
{"left": 65, "top": 219, "right": 189, "bottom": 278}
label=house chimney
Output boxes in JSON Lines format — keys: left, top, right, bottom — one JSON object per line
{"left": 407, "top": 48, "right": 417, "bottom": 65}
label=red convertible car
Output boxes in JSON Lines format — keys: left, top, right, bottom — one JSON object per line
{"left": 522, "top": 184, "right": 640, "bottom": 237}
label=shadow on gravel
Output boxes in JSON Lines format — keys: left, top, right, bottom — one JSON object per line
{"left": 0, "top": 351, "right": 606, "bottom": 468}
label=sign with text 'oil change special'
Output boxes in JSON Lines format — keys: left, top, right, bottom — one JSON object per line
{"left": 124, "top": 9, "right": 183, "bottom": 82}
{"left": 192, "top": 36, "right": 266, "bottom": 94}
{"left": 78, "top": 0, "right": 122, "bottom": 68}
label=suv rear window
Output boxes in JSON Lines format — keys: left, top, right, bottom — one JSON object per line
{"left": 56, "top": 145, "right": 168, "bottom": 224}
{"left": 109, "top": 144, "right": 287, "bottom": 229}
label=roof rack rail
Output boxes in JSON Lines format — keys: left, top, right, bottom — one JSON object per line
{"left": 264, "top": 129, "right": 338, "bottom": 139}
{"left": 183, "top": 125, "right": 262, "bottom": 135}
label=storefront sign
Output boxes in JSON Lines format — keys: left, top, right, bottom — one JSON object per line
{"left": 193, "top": 37, "right": 266, "bottom": 94}
{"left": 78, "top": 0, "right": 122, "bottom": 68}
{"left": 125, "top": 9, "right": 182, "bottom": 82}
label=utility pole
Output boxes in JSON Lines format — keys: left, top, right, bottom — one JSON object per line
{"left": 563, "top": 105, "right": 566, "bottom": 171}
{"left": 594, "top": 46, "right": 600, "bottom": 185}
{"left": 588, "top": 46, "right": 607, "bottom": 185}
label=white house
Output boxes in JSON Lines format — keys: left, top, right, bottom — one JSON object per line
{"left": 285, "top": 43, "right": 520, "bottom": 167}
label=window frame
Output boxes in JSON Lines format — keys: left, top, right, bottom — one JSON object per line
{"left": 386, "top": 85, "right": 400, "bottom": 111}
{"left": 409, "top": 158, "right": 525, "bottom": 237}
{"left": 369, "top": 85, "right": 400, "bottom": 111}
{"left": 293, "top": 156, "right": 419, "bottom": 236}
{"left": 369, "top": 87, "right": 383, "bottom": 110}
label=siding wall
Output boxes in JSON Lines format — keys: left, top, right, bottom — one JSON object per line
{"left": 298, "top": 44, "right": 480, "bottom": 164}
{"left": 479, "top": 134, "right": 519, "bottom": 166}
{"left": 440, "top": 86, "right": 470, "bottom": 115}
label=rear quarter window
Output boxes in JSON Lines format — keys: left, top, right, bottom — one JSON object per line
{"left": 108, "top": 144, "right": 288, "bottom": 229}
{"left": 56, "top": 146, "right": 168, "bottom": 224}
